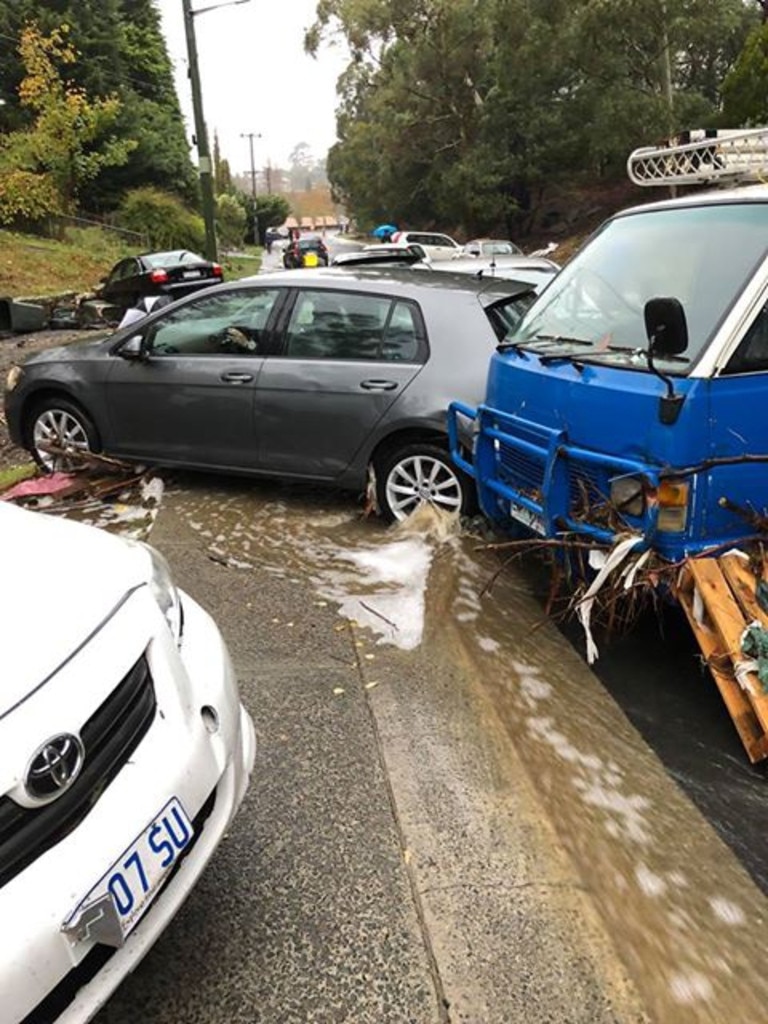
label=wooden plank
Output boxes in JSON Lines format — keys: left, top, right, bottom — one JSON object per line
{"left": 678, "top": 582, "right": 768, "bottom": 763}
{"left": 720, "top": 553, "right": 768, "bottom": 629}
{"left": 687, "top": 558, "right": 768, "bottom": 736}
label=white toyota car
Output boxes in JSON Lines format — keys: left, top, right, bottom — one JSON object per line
{"left": 0, "top": 502, "right": 255, "bottom": 1023}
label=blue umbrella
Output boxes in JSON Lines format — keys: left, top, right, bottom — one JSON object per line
{"left": 372, "top": 223, "right": 398, "bottom": 239}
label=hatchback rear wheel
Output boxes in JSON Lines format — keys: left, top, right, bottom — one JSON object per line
{"left": 27, "top": 398, "right": 99, "bottom": 472}
{"left": 375, "top": 442, "right": 470, "bottom": 523}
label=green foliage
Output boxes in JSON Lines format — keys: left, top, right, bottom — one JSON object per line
{"left": 216, "top": 193, "right": 247, "bottom": 249}
{"left": 118, "top": 188, "right": 205, "bottom": 253}
{"left": 309, "top": 0, "right": 761, "bottom": 239}
{"left": 722, "top": 23, "right": 768, "bottom": 125}
{"left": 240, "top": 193, "right": 292, "bottom": 244}
{"left": 0, "top": 23, "right": 134, "bottom": 223}
{"left": 0, "top": 0, "right": 196, "bottom": 211}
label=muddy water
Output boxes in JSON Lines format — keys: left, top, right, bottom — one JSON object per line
{"left": 170, "top": 479, "right": 768, "bottom": 1022}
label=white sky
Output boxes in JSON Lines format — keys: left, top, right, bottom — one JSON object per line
{"left": 155, "top": 0, "right": 348, "bottom": 174}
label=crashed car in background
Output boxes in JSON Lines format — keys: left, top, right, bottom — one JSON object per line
{"left": 97, "top": 251, "right": 224, "bottom": 314}
{"left": 0, "top": 501, "right": 255, "bottom": 1023}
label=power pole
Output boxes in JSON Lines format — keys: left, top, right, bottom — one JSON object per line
{"left": 182, "top": 0, "right": 218, "bottom": 261}
{"left": 241, "top": 132, "right": 261, "bottom": 199}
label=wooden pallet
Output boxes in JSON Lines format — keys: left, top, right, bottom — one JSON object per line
{"left": 677, "top": 554, "right": 768, "bottom": 763}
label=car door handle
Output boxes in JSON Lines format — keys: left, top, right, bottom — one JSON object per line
{"left": 220, "top": 372, "right": 254, "bottom": 383}
{"left": 360, "top": 379, "right": 398, "bottom": 391}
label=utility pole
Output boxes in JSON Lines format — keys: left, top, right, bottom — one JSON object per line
{"left": 182, "top": 0, "right": 218, "bottom": 261}
{"left": 241, "top": 132, "right": 261, "bottom": 200}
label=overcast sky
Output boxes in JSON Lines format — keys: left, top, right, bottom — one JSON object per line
{"left": 156, "top": 0, "right": 348, "bottom": 174}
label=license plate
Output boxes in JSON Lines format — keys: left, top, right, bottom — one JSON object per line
{"left": 182, "top": 269, "right": 202, "bottom": 278}
{"left": 62, "top": 797, "right": 194, "bottom": 948}
{"left": 509, "top": 499, "right": 545, "bottom": 535}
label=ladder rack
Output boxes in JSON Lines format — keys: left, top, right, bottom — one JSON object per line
{"left": 627, "top": 128, "right": 768, "bottom": 187}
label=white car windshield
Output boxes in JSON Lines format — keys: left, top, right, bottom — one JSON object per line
{"left": 511, "top": 202, "right": 768, "bottom": 373}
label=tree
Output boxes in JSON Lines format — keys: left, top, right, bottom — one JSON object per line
{"left": 722, "top": 22, "right": 768, "bottom": 124}
{"left": 308, "top": 0, "right": 759, "bottom": 239}
{"left": 216, "top": 192, "right": 246, "bottom": 249}
{"left": 0, "top": 23, "right": 134, "bottom": 223}
{"left": 0, "top": 0, "right": 197, "bottom": 210}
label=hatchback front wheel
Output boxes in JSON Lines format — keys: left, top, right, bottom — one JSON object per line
{"left": 27, "top": 398, "right": 99, "bottom": 472}
{"left": 375, "top": 443, "right": 470, "bottom": 523}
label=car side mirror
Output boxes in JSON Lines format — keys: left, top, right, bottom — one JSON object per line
{"left": 118, "top": 335, "right": 145, "bottom": 360}
{"left": 644, "top": 296, "right": 688, "bottom": 356}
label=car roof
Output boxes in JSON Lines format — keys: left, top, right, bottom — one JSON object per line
{"left": 612, "top": 182, "right": 768, "bottom": 219}
{"left": 250, "top": 265, "right": 533, "bottom": 302}
{"left": 444, "top": 255, "right": 560, "bottom": 273}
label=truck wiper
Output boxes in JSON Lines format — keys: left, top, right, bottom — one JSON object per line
{"left": 497, "top": 333, "right": 591, "bottom": 353}
{"left": 538, "top": 351, "right": 585, "bottom": 370}
{"left": 529, "top": 334, "right": 593, "bottom": 346}
{"left": 584, "top": 344, "right": 690, "bottom": 365}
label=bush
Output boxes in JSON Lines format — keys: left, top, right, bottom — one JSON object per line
{"left": 216, "top": 193, "right": 247, "bottom": 250}
{"left": 118, "top": 187, "right": 205, "bottom": 252}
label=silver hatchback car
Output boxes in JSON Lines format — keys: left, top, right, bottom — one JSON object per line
{"left": 4, "top": 268, "right": 534, "bottom": 521}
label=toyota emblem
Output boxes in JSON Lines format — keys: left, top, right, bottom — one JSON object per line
{"left": 25, "top": 734, "right": 85, "bottom": 802}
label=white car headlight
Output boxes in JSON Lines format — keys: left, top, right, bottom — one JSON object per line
{"left": 128, "top": 541, "right": 183, "bottom": 645}
{"left": 147, "top": 545, "right": 183, "bottom": 645}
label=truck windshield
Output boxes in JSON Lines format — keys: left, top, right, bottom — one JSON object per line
{"left": 513, "top": 203, "right": 768, "bottom": 372}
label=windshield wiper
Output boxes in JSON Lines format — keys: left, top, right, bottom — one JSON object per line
{"left": 582, "top": 344, "right": 690, "bottom": 365}
{"left": 528, "top": 334, "right": 593, "bottom": 346}
{"left": 497, "top": 333, "right": 591, "bottom": 353}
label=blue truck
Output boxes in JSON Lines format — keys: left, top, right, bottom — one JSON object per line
{"left": 448, "top": 128, "right": 768, "bottom": 564}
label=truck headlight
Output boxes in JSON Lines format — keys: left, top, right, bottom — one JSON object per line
{"left": 657, "top": 478, "right": 689, "bottom": 533}
{"left": 610, "top": 475, "right": 646, "bottom": 517}
{"left": 5, "top": 365, "right": 22, "bottom": 392}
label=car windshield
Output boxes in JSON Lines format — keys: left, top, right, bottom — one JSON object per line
{"left": 511, "top": 202, "right": 768, "bottom": 373}
{"left": 482, "top": 241, "right": 521, "bottom": 255}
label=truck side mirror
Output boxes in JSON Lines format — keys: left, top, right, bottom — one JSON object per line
{"left": 644, "top": 297, "right": 687, "bottom": 425}
{"left": 644, "top": 296, "right": 688, "bottom": 356}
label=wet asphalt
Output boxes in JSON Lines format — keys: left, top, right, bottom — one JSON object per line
{"left": 92, "top": 476, "right": 768, "bottom": 1024}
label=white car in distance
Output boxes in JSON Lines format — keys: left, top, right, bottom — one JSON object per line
{"left": 0, "top": 502, "right": 255, "bottom": 1023}
{"left": 389, "top": 230, "right": 462, "bottom": 261}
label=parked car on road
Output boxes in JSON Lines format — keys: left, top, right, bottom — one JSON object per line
{"left": 462, "top": 238, "right": 523, "bottom": 257}
{"left": 390, "top": 231, "right": 462, "bottom": 261}
{"left": 283, "top": 235, "right": 330, "bottom": 269}
{"left": 4, "top": 268, "right": 535, "bottom": 522}
{"left": 430, "top": 255, "right": 560, "bottom": 291}
{"left": 0, "top": 501, "right": 255, "bottom": 1024}
{"left": 331, "top": 243, "right": 429, "bottom": 268}
{"left": 97, "top": 251, "right": 223, "bottom": 314}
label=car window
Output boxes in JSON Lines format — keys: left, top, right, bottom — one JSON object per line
{"left": 112, "top": 260, "right": 137, "bottom": 282}
{"left": 724, "top": 301, "right": 768, "bottom": 374}
{"left": 145, "top": 288, "right": 280, "bottom": 356}
{"left": 382, "top": 301, "right": 426, "bottom": 362}
{"left": 486, "top": 293, "right": 539, "bottom": 341}
{"left": 284, "top": 289, "right": 425, "bottom": 361}
{"left": 433, "top": 235, "right": 457, "bottom": 248}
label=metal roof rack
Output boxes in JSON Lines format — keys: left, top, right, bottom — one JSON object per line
{"left": 627, "top": 128, "right": 768, "bottom": 187}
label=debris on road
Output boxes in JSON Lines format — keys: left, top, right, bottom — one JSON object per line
{"left": 0, "top": 451, "right": 164, "bottom": 541}
{"left": 677, "top": 551, "right": 768, "bottom": 763}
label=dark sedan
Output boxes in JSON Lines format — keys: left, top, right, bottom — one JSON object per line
{"left": 4, "top": 268, "right": 533, "bottom": 521}
{"left": 97, "top": 250, "right": 224, "bottom": 313}
{"left": 283, "top": 236, "right": 329, "bottom": 269}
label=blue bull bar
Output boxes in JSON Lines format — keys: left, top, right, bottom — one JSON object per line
{"left": 448, "top": 401, "right": 661, "bottom": 547}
